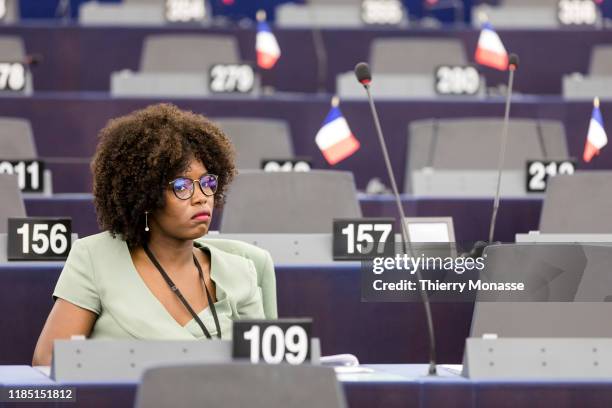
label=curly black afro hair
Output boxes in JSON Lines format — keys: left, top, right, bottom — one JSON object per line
{"left": 91, "top": 103, "right": 236, "bottom": 248}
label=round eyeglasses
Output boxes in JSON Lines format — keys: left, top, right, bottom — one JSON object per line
{"left": 168, "top": 174, "right": 218, "bottom": 200}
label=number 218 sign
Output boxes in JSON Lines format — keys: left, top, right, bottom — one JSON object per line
{"left": 526, "top": 160, "right": 575, "bottom": 193}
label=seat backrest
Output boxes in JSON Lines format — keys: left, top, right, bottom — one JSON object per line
{"left": 199, "top": 237, "right": 277, "bottom": 319}
{"left": 471, "top": 243, "right": 612, "bottom": 337}
{"left": 79, "top": 2, "right": 165, "bottom": 25}
{"left": 220, "top": 170, "right": 362, "bottom": 233}
{"left": 0, "top": 36, "right": 25, "bottom": 60}
{"left": 140, "top": 35, "right": 239, "bottom": 73}
{"left": 0, "top": 0, "right": 19, "bottom": 24}
{"left": 407, "top": 118, "right": 568, "bottom": 170}
{"left": 214, "top": 118, "right": 293, "bottom": 169}
{"left": 371, "top": 38, "right": 466, "bottom": 74}
{"left": 473, "top": 3, "right": 559, "bottom": 28}
{"left": 590, "top": 45, "right": 612, "bottom": 76}
{"left": 500, "top": 0, "right": 558, "bottom": 6}
{"left": 0, "top": 173, "right": 26, "bottom": 234}
{"left": 275, "top": 3, "right": 363, "bottom": 28}
{"left": 125, "top": 0, "right": 164, "bottom": 3}
{"left": 309, "top": 0, "right": 360, "bottom": 3}
{"left": 135, "top": 363, "right": 347, "bottom": 408}
{"left": 539, "top": 171, "right": 612, "bottom": 233}
{"left": 0, "top": 117, "right": 37, "bottom": 159}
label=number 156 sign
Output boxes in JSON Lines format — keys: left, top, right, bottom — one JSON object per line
{"left": 7, "top": 218, "right": 72, "bottom": 261}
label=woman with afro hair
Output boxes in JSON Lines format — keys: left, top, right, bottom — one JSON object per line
{"left": 33, "top": 104, "right": 276, "bottom": 366}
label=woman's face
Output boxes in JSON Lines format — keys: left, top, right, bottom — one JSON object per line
{"left": 150, "top": 159, "right": 215, "bottom": 241}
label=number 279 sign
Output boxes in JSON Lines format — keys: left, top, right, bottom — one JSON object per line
{"left": 7, "top": 218, "right": 72, "bottom": 261}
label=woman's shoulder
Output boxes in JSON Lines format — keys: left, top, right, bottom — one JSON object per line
{"left": 75, "top": 231, "right": 125, "bottom": 248}
{"left": 69, "top": 231, "right": 127, "bottom": 261}
{"left": 196, "top": 237, "right": 272, "bottom": 270}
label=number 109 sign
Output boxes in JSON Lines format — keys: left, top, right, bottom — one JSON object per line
{"left": 233, "top": 319, "right": 312, "bottom": 365}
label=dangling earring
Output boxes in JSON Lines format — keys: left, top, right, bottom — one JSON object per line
{"left": 145, "top": 211, "right": 150, "bottom": 232}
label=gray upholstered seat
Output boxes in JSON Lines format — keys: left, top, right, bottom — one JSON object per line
{"left": 308, "top": 0, "right": 361, "bottom": 4}
{"left": 111, "top": 34, "right": 242, "bottom": 96}
{"left": 80, "top": 0, "right": 209, "bottom": 25}
{"left": 0, "top": 174, "right": 26, "bottom": 234}
{"left": 135, "top": 364, "right": 347, "bottom": 408}
{"left": 220, "top": 170, "right": 361, "bottom": 233}
{"left": 276, "top": 3, "right": 363, "bottom": 27}
{"left": 563, "top": 75, "right": 612, "bottom": 99}
{"left": 500, "top": 0, "right": 558, "bottom": 5}
{"left": 472, "top": 1, "right": 561, "bottom": 28}
{"left": 407, "top": 118, "right": 568, "bottom": 171}
{"left": 0, "top": 117, "right": 37, "bottom": 159}
{"left": 0, "top": 36, "right": 24, "bottom": 61}
{"left": 371, "top": 38, "right": 467, "bottom": 74}
{"left": 140, "top": 34, "right": 239, "bottom": 72}
{"left": 0, "top": 0, "right": 19, "bottom": 24}
{"left": 563, "top": 45, "right": 612, "bottom": 99}
{"left": 539, "top": 171, "right": 612, "bottom": 234}
{"left": 79, "top": 1, "right": 165, "bottom": 25}
{"left": 404, "top": 118, "right": 569, "bottom": 195}
{"left": 589, "top": 45, "right": 612, "bottom": 76}
{"left": 214, "top": 118, "right": 293, "bottom": 169}
{"left": 471, "top": 243, "right": 612, "bottom": 338}
{"left": 337, "top": 38, "right": 471, "bottom": 98}
{"left": 0, "top": 36, "right": 33, "bottom": 93}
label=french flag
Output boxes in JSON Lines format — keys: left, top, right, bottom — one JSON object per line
{"left": 475, "top": 22, "right": 508, "bottom": 71}
{"left": 583, "top": 97, "right": 608, "bottom": 163}
{"left": 316, "top": 106, "right": 360, "bottom": 166}
{"left": 256, "top": 21, "right": 281, "bottom": 70}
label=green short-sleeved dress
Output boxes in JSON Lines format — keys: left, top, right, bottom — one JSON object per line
{"left": 53, "top": 231, "right": 276, "bottom": 340}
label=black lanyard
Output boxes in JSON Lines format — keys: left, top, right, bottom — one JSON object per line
{"left": 143, "top": 245, "right": 222, "bottom": 339}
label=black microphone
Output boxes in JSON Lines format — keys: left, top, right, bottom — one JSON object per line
{"left": 354, "top": 62, "right": 438, "bottom": 376}
{"left": 460, "top": 54, "right": 519, "bottom": 260}
{"left": 355, "top": 62, "right": 371, "bottom": 85}
{"left": 488, "top": 53, "right": 519, "bottom": 244}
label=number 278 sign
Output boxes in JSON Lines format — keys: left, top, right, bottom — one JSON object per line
{"left": 7, "top": 218, "right": 72, "bottom": 261}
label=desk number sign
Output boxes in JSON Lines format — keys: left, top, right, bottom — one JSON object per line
{"left": 261, "top": 158, "right": 312, "bottom": 172}
{"left": 0, "top": 160, "right": 45, "bottom": 192}
{"left": 557, "top": 0, "right": 598, "bottom": 26}
{"left": 0, "top": 62, "right": 26, "bottom": 92}
{"left": 7, "top": 218, "right": 72, "bottom": 261}
{"left": 233, "top": 319, "right": 312, "bottom": 365}
{"left": 0, "top": 0, "right": 6, "bottom": 21}
{"left": 165, "top": 0, "right": 206, "bottom": 23}
{"left": 526, "top": 159, "right": 575, "bottom": 193}
{"left": 209, "top": 64, "right": 255, "bottom": 94}
{"left": 361, "top": 0, "right": 404, "bottom": 25}
{"left": 333, "top": 218, "right": 395, "bottom": 260}
{"left": 434, "top": 65, "right": 481, "bottom": 96}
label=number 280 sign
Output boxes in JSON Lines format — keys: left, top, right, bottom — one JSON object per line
{"left": 7, "top": 218, "right": 72, "bottom": 261}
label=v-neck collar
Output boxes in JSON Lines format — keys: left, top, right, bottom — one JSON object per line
{"left": 116, "top": 240, "right": 227, "bottom": 339}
